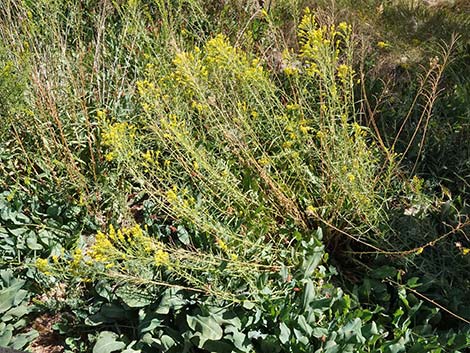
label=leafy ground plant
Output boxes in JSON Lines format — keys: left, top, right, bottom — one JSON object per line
{"left": 0, "top": 0, "right": 469, "bottom": 352}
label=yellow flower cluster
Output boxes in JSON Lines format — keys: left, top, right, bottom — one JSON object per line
{"left": 89, "top": 229, "right": 114, "bottom": 263}
{"left": 154, "top": 249, "right": 170, "bottom": 266}
{"left": 100, "top": 121, "right": 136, "bottom": 161}
{"left": 216, "top": 238, "right": 238, "bottom": 261}
{"left": 205, "top": 34, "right": 240, "bottom": 68}
{"left": 142, "top": 150, "right": 160, "bottom": 171}
{"left": 337, "top": 64, "right": 353, "bottom": 82}
{"left": 298, "top": 8, "right": 352, "bottom": 79}
{"left": 204, "top": 34, "right": 265, "bottom": 82}
{"left": 35, "top": 258, "right": 51, "bottom": 275}
{"left": 90, "top": 224, "right": 171, "bottom": 269}
{"left": 70, "top": 248, "right": 83, "bottom": 271}
{"left": 377, "top": 41, "right": 390, "bottom": 49}
{"left": 172, "top": 49, "right": 208, "bottom": 91}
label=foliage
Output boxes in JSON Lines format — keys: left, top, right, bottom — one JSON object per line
{"left": 0, "top": 0, "right": 469, "bottom": 352}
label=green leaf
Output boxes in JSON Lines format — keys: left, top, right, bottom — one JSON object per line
{"left": 297, "top": 315, "right": 312, "bottom": 336}
{"left": 86, "top": 304, "right": 128, "bottom": 326}
{"left": 155, "top": 288, "right": 184, "bottom": 314}
{"left": 160, "top": 334, "right": 176, "bottom": 350}
{"left": 115, "top": 285, "right": 152, "bottom": 308}
{"left": 3, "top": 304, "right": 29, "bottom": 322}
{"left": 226, "top": 326, "right": 251, "bottom": 352}
{"left": 92, "top": 331, "right": 126, "bottom": 353}
{"left": 11, "top": 330, "right": 38, "bottom": 350}
{"left": 279, "top": 322, "right": 290, "bottom": 344}
{"left": 302, "top": 247, "right": 323, "bottom": 278}
{"left": 177, "top": 225, "right": 190, "bottom": 245}
{"left": 340, "top": 318, "right": 365, "bottom": 343}
{"left": 0, "top": 281, "right": 25, "bottom": 314}
{"left": 26, "top": 235, "right": 43, "bottom": 250}
{"left": 187, "top": 314, "right": 223, "bottom": 346}
{"left": 302, "top": 279, "right": 315, "bottom": 310}
{"left": 0, "top": 324, "right": 13, "bottom": 346}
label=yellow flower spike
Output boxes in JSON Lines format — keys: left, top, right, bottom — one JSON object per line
{"left": 216, "top": 238, "right": 229, "bottom": 253}
{"left": 300, "top": 125, "right": 310, "bottom": 134}
{"left": 347, "top": 173, "right": 356, "bottom": 182}
{"left": 337, "top": 64, "right": 351, "bottom": 81}
{"left": 258, "top": 156, "right": 270, "bottom": 167}
{"left": 109, "top": 225, "right": 116, "bottom": 241}
{"left": 286, "top": 103, "right": 300, "bottom": 111}
{"left": 105, "top": 152, "right": 115, "bottom": 161}
{"left": 338, "top": 22, "right": 348, "bottom": 32}
{"left": 154, "top": 249, "right": 170, "bottom": 267}
{"left": 96, "top": 109, "right": 106, "bottom": 120}
{"left": 35, "top": 258, "right": 51, "bottom": 275}
{"left": 416, "top": 247, "right": 424, "bottom": 255}
{"left": 377, "top": 41, "right": 390, "bottom": 49}
{"left": 283, "top": 66, "right": 299, "bottom": 76}
{"left": 282, "top": 141, "right": 293, "bottom": 149}
{"left": 306, "top": 205, "right": 316, "bottom": 214}
{"left": 166, "top": 188, "right": 178, "bottom": 203}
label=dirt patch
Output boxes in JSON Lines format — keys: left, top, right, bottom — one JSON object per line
{"left": 29, "top": 314, "right": 63, "bottom": 353}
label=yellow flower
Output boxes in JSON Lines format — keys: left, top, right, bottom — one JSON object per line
{"left": 35, "top": 258, "right": 51, "bottom": 275}
{"left": 70, "top": 248, "right": 83, "bottom": 269}
{"left": 283, "top": 66, "right": 299, "bottom": 76}
{"left": 154, "top": 249, "right": 170, "bottom": 266}
{"left": 337, "top": 64, "right": 352, "bottom": 81}
{"left": 300, "top": 125, "right": 310, "bottom": 134}
{"left": 338, "top": 22, "right": 349, "bottom": 33}
{"left": 347, "top": 173, "right": 356, "bottom": 182}
{"left": 306, "top": 205, "right": 316, "bottom": 216}
{"left": 377, "top": 41, "right": 390, "bottom": 49}
{"left": 258, "top": 156, "right": 270, "bottom": 167}
{"left": 166, "top": 187, "right": 178, "bottom": 203}
{"left": 216, "top": 238, "right": 229, "bottom": 253}
{"left": 282, "top": 141, "right": 293, "bottom": 149}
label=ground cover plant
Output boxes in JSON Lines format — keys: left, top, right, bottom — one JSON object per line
{"left": 0, "top": 0, "right": 469, "bottom": 352}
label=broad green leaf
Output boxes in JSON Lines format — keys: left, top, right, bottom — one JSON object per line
{"left": 302, "top": 279, "right": 315, "bottom": 310}
{"left": 3, "top": 304, "right": 29, "bottom": 321}
{"left": 187, "top": 314, "right": 223, "bottom": 346}
{"left": 156, "top": 289, "right": 184, "bottom": 314}
{"left": 0, "top": 281, "right": 25, "bottom": 314}
{"left": 139, "top": 317, "right": 163, "bottom": 334}
{"left": 11, "top": 330, "right": 38, "bottom": 350}
{"left": 177, "top": 225, "right": 190, "bottom": 245}
{"left": 0, "top": 324, "right": 13, "bottom": 346}
{"left": 115, "top": 285, "right": 152, "bottom": 308}
{"left": 302, "top": 247, "right": 323, "bottom": 278}
{"left": 225, "top": 326, "right": 251, "bottom": 352}
{"left": 297, "top": 315, "right": 312, "bottom": 336}
{"left": 26, "top": 235, "right": 43, "bottom": 250}
{"left": 160, "top": 335, "right": 176, "bottom": 350}
{"left": 92, "top": 331, "right": 126, "bottom": 353}
{"left": 279, "top": 322, "right": 290, "bottom": 344}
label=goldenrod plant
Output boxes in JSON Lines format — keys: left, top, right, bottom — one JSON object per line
{"left": 0, "top": 0, "right": 469, "bottom": 352}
